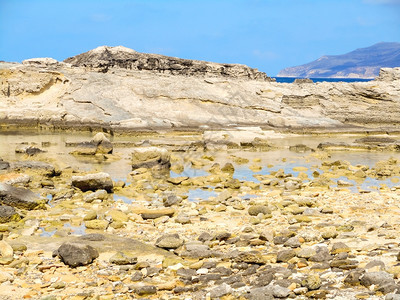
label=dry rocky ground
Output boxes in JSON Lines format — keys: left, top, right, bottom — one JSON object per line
{"left": 1, "top": 131, "right": 400, "bottom": 299}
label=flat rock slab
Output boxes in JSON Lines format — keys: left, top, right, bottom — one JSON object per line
{"left": 0, "top": 183, "right": 43, "bottom": 209}
{"left": 132, "top": 208, "right": 175, "bottom": 219}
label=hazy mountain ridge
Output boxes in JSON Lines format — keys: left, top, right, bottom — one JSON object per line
{"left": 278, "top": 42, "right": 400, "bottom": 78}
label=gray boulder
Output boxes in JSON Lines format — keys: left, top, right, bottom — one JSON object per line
{"left": 0, "top": 183, "right": 43, "bottom": 209}
{"left": 57, "top": 242, "right": 99, "bottom": 267}
{"left": 71, "top": 172, "right": 113, "bottom": 192}
{"left": 0, "top": 158, "right": 10, "bottom": 170}
{"left": 360, "top": 271, "right": 395, "bottom": 287}
{"left": 0, "top": 205, "right": 20, "bottom": 223}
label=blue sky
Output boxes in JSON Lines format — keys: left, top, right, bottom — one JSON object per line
{"left": 0, "top": 0, "right": 399, "bottom": 75}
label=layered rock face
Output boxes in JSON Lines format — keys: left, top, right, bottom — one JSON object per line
{"left": 64, "top": 46, "right": 272, "bottom": 81}
{"left": 0, "top": 46, "right": 399, "bottom": 131}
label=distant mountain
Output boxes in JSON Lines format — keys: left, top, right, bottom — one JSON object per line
{"left": 277, "top": 42, "right": 400, "bottom": 78}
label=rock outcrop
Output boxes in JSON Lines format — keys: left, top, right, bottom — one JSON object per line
{"left": 0, "top": 46, "right": 400, "bottom": 131}
{"left": 64, "top": 46, "right": 272, "bottom": 81}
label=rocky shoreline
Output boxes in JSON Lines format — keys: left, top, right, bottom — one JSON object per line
{"left": 1, "top": 47, "right": 400, "bottom": 299}
{"left": 0, "top": 130, "right": 400, "bottom": 299}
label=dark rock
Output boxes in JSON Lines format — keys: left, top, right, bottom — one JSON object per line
{"left": 344, "top": 269, "right": 365, "bottom": 286}
{"left": 202, "top": 261, "right": 217, "bottom": 269}
{"left": 365, "top": 260, "right": 385, "bottom": 270}
{"left": 284, "top": 237, "right": 301, "bottom": 248}
{"left": 199, "top": 273, "right": 222, "bottom": 282}
{"left": 0, "top": 205, "right": 20, "bottom": 223}
{"left": 242, "top": 264, "right": 259, "bottom": 276}
{"left": 247, "top": 286, "right": 274, "bottom": 300}
{"left": 212, "top": 267, "right": 233, "bottom": 276}
{"left": 15, "top": 145, "right": 45, "bottom": 155}
{"left": 131, "top": 271, "right": 143, "bottom": 281}
{"left": 0, "top": 183, "right": 43, "bottom": 209}
{"left": 360, "top": 271, "right": 395, "bottom": 288}
{"left": 180, "top": 243, "right": 213, "bottom": 259}
{"left": 213, "top": 231, "right": 231, "bottom": 241}
{"left": 146, "top": 267, "right": 161, "bottom": 277}
{"left": 155, "top": 233, "right": 184, "bottom": 249}
{"left": 330, "top": 259, "right": 359, "bottom": 270}
{"left": 198, "top": 232, "right": 212, "bottom": 243}
{"left": 177, "top": 268, "right": 196, "bottom": 278}
{"left": 309, "top": 246, "right": 333, "bottom": 262}
{"left": 276, "top": 249, "right": 296, "bottom": 263}
{"left": 0, "top": 158, "right": 10, "bottom": 170}
{"left": 273, "top": 236, "right": 289, "bottom": 245}
{"left": 251, "top": 272, "right": 273, "bottom": 287}
{"left": 163, "top": 194, "right": 182, "bottom": 207}
{"left": 209, "top": 283, "right": 231, "bottom": 298}
{"left": 57, "top": 242, "right": 99, "bottom": 267}
{"left": 71, "top": 172, "right": 113, "bottom": 192}
{"left": 135, "top": 285, "right": 157, "bottom": 296}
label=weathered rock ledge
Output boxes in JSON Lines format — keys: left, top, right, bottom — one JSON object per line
{"left": 1, "top": 46, "right": 399, "bottom": 132}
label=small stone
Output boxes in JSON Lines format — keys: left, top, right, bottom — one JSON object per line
{"left": 0, "top": 271, "right": 14, "bottom": 283}
{"left": 297, "top": 247, "right": 316, "bottom": 259}
{"left": 85, "top": 219, "right": 109, "bottom": 230}
{"left": 0, "top": 240, "right": 13, "bottom": 258}
{"left": 284, "top": 237, "right": 301, "bottom": 248}
{"left": 198, "top": 232, "right": 212, "bottom": 242}
{"left": 155, "top": 234, "right": 184, "bottom": 249}
{"left": 302, "top": 275, "right": 322, "bottom": 290}
{"left": 271, "top": 285, "right": 291, "bottom": 298}
{"left": 175, "top": 214, "right": 191, "bottom": 224}
{"left": 109, "top": 252, "right": 137, "bottom": 265}
{"left": 0, "top": 205, "right": 20, "bottom": 223}
{"left": 213, "top": 231, "right": 231, "bottom": 241}
{"left": 248, "top": 205, "right": 271, "bottom": 216}
{"left": 135, "top": 285, "right": 157, "bottom": 296}
{"left": 109, "top": 210, "right": 129, "bottom": 223}
{"left": 83, "top": 210, "right": 97, "bottom": 221}
{"left": 133, "top": 208, "right": 175, "bottom": 219}
{"left": 209, "top": 283, "right": 232, "bottom": 298}
{"left": 277, "top": 249, "right": 296, "bottom": 263}
{"left": 330, "top": 242, "right": 351, "bottom": 254}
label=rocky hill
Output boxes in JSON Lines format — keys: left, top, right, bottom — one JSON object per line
{"left": 278, "top": 42, "right": 400, "bottom": 78}
{"left": 64, "top": 46, "right": 273, "bottom": 81}
{"left": 0, "top": 46, "right": 400, "bottom": 132}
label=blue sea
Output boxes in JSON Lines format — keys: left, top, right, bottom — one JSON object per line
{"left": 273, "top": 77, "right": 373, "bottom": 83}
